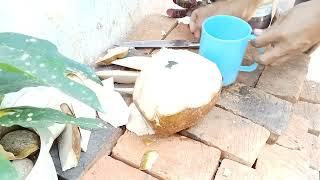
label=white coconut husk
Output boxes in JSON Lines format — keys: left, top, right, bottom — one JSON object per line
{"left": 95, "top": 70, "right": 139, "bottom": 84}
{"left": 111, "top": 56, "right": 152, "bottom": 71}
{"left": 96, "top": 47, "right": 129, "bottom": 65}
{"left": 133, "top": 49, "right": 222, "bottom": 135}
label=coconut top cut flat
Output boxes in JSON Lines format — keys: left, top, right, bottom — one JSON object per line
{"left": 133, "top": 48, "right": 222, "bottom": 120}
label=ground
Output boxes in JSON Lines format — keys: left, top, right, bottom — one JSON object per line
{"left": 81, "top": 14, "right": 320, "bottom": 180}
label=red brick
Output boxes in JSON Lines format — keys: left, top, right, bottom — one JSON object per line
{"left": 82, "top": 155, "right": 155, "bottom": 180}
{"left": 237, "top": 58, "right": 265, "bottom": 87}
{"left": 300, "top": 80, "right": 320, "bottom": 104}
{"left": 276, "top": 114, "right": 309, "bottom": 151}
{"left": 165, "top": 23, "right": 196, "bottom": 41}
{"left": 217, "top": 83, "right": 292, "bottom": 140}
{"left": 112, "top": 131, "right": 221, "bottom": 180}
{"left": 182, "top": 107, "right": 269, "bottom": 166}
{"left": 165, "top": 23, "right": 198, "bottom": 54}
{"left": 238, "top": 45, "right": 265, "bottom": 87}
{"left": 308, "top": 168, "right": 319, "bottom": 180}
{"left": 256, "top": 144, "right": 309, "bottom": 179}
{"left": 293, "top": 101, "right": 320, "bottom": 136}
{"left": 305, "top": 133, "right": 320, "bottom": 171}
{"left": 215, "top": 159, "right": 259, "bottom": 180}
{"left": 128, "top": 14, "right": 177, "bottom": 41}
{"left": 127, "top": 14, "right": 177, "bottom": 55}
{"left": 256, "top": 54, "right": 309, "bottom": 103}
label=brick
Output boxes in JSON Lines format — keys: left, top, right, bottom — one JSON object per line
{"left": 127, "top": 14, "right": 178, "bottom": 54}
{"left": 82, "top": 155, "right": 155, "bottom": 180}
{"left": 217, "top": 83, "right": 292, "bottom": 139}
{"left": 300, "top": 80, "right": 320, "bottom": 104}
{"left": 182, "top": 107, "right": 270, "bottom": 166}
{"left": 51, "top": 127, "right": 124, "bottom": 180}
{"left": 308, "top": 168, "right": 319, "bottom": 180}
{"left": 128, "top": 14, "right": 177, "bottom": 41}
{"left": 256, "top": 144, "right": 309, "bottom": 180}
{"left": 237, "top": 58, "right": 265, "bottom": 87}
{"left": 293, "top": 101, "right": 320, "bottom": 136}
{"left": 305, "top": 133, "right": 320, "bottom": 171}
{"left": 165, "top": 23, "right": 198, "bottom": 53}
{"left": 256, "top": 54, "right": 309, "bottom": 103}
{"left": 276, "top": 115, "right": 309, "bottom": 151}
{"left": 165, "top": 23, "right": 196, "bottom": 41}
{"left": 215, "top": 159, "right": 259, "bottom": 180}
{"left": 112, "top": 131, "right": 221, "bottom": 180}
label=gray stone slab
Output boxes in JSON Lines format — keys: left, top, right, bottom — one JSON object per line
{"left": 50, "top": 126, "right": 124, "bottom": 180}
{"left": 217, "top": 83, "right": 293, "bottom": 138}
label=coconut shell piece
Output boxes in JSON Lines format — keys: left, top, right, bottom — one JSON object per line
{"left": 58, "top": 103, "right": 81, "bottom": 171}
{"left": 95, "top": 70, "right": 139, "bottom": 84}
{"left": 96, "top": 47, "right": 129, "bottom": 65}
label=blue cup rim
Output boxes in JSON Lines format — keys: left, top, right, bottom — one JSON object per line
{"left": 201, "top": 15, "right": 253, "bottom": 42}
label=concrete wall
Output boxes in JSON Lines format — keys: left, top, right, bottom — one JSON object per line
{"left": 0, "top": 0, "right": 173, "bottom": 64}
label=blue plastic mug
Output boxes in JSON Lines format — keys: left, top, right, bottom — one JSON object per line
{"left": 199, "top": 15, "right": 258, "bottom": 86}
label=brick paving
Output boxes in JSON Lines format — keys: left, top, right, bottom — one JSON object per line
{"left": 82, "top": 14, "right": 320, "bottom": 180}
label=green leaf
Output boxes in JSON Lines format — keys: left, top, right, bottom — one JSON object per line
{"left": 0, "top": 107, "right": 108, "bottom": 130}
{"left": 0, "top": 154, "right": 19, "bottom": 180}
{"left": 0, "top": 32, "right": 102, "bottom": 111}
{"left": 0, "top": 64, "right": 42, "bottom": 95}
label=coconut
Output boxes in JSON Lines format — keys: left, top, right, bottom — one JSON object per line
{"left": 133, "top": 49, "right": 222, "bottom": 135}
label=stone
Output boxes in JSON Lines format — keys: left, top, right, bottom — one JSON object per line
{"left": 0, "top": 125, "right": 20, "bottom": 139}
{"left": 112, "top": 131, "right": 221, "bottom": 180}
{"left": 51, "top": 127, "right": 124, "bottom": 180}
{"left": 217, "top": 83, "right": 292, "bottom": 139}
{"left": 11, "top": 158, "right": 34, "bottom": 180}
{"left": 215, "top": 159, "right": 259, "bottom": 180}
{"left": 256, "top": 144, "right": 309, "bottom": 180}
{"left": 0, "top": 130, "right": 40, "bottom": 159}
{"left": 300, "top": 80, "right": 320, "bottom": 104}
{"left": 256, "top": 54, "right": 309, "bottom": 103}
{"left": 82, "top": 155, "right": 156, "bottom": 180}
{"left": 293, "top": 101, "right": 320, "bottom": 136}
{"left": 182, "top": 107, "right": 269, "bottom": 166}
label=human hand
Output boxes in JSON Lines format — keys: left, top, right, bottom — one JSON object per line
{"left": 252, "top": 0, "right": 320, "bottom": 65}
{"left": 190, "top": 0, "right": 259, "bottom": 39}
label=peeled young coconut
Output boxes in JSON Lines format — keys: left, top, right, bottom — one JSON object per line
{"left": 133, "top": 48, "right": 222, "bottom": 135}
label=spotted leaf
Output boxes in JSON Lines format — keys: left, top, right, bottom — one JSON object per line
{"left": 0, "top": 63, "right": 42, "bottom": 95}
{"left": 0, "top": 154, "right": 18, "bottom": 180}
{"left": 0, "top": 107, "right": 108, "bottom": 130}
{"left": 0, "top": 32, "right": 102, "bottom": 111}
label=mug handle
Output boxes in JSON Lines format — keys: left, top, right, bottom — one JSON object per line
{"left": 239, "top": 34, "right": 264, "bottom": 72}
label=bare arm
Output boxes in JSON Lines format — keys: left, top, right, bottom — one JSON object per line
{"left": 190, "top": 0, "right": 265, "bottom": 38}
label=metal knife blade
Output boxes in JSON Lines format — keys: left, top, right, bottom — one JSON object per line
{"left": 116, "top": 40, "right": 200, "bottom": 49}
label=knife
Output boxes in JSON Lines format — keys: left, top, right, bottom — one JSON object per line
{"left": 116, "top": 40, "right": 200, "bottom": 49}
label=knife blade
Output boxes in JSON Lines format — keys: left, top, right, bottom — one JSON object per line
{"left": 116, "top": 40, "right": 200, "bottom": 49}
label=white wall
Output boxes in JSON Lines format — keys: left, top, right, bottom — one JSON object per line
{"left": 0, "top": 0, "right": 173, "bottom": 64}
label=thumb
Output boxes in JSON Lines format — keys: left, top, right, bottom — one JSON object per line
{"left": 189, "top": 9, "right": 199, "bottom": 33}
{"left": 252, "top": 26, "right": 280, "bottom": 48}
